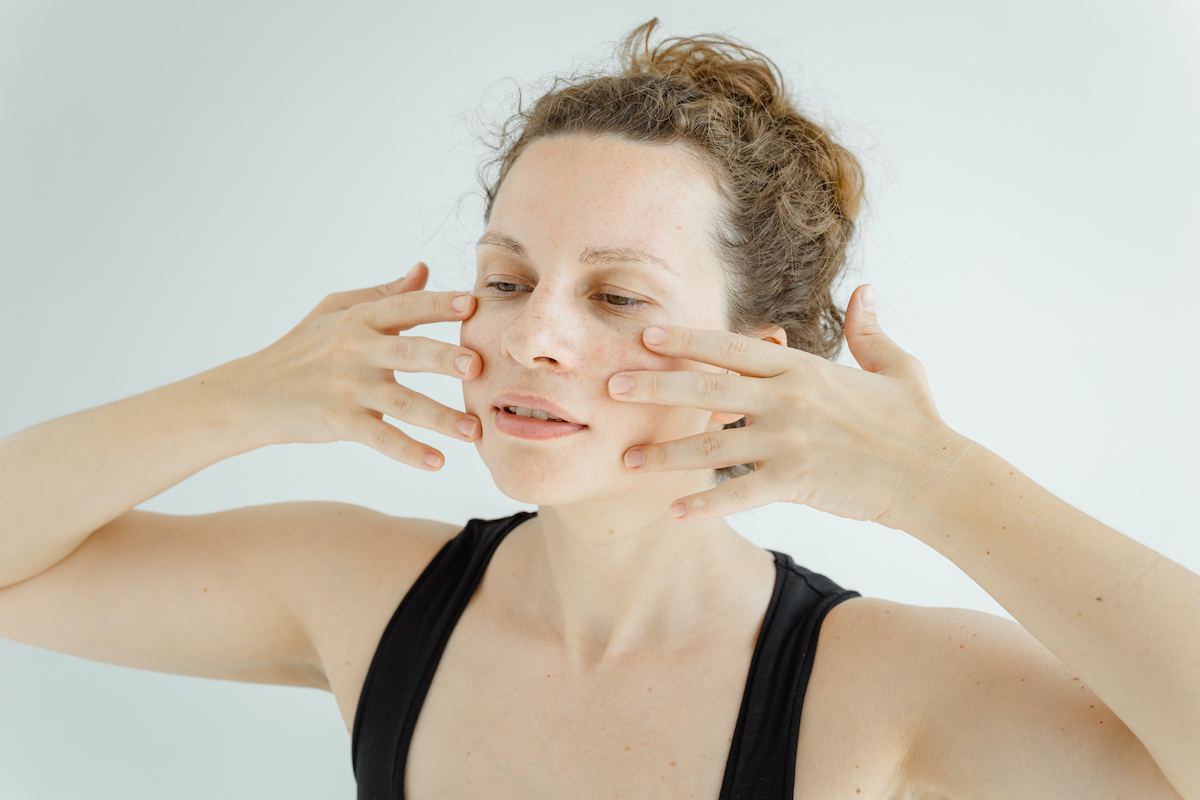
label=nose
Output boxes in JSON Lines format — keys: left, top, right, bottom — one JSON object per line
{"left": 500, "top": 283, "right": 584, "bottom": 371}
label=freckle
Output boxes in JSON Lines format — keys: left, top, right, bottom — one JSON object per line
{"left": 1095, "top": 597, "right": 1102, "bottom": 601}
{"left": 1001, "top": 527, "right": 1006, "bottom": 530}
{"left": 626, "top": 746, "right": 631, "bottom": 751}
{"left": 959, "top": 645, "right": 964, "bottom": 649}
{"left": 670, "top": 761, "right": 677, "bottom": 767}
{"left": 986, "top": 551, "right": 990, "bottom": 554}
{"left": 1090, "top": 705, "right": 1094, "bottom": 708}
{"left": 1073, "top": 677, "right": 1079, "bottom": 680}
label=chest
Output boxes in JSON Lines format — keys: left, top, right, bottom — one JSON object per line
{"left": 398, "top": 597, "right": 906, "bottom": 800}
{"left": 404, "top": 596, "right": 748, "bottom": 800}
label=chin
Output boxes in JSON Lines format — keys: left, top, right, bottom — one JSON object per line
{"left": 475, "top": 441, "right": 645, "bottom": 507}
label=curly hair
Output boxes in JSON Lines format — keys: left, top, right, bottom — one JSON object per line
{"left": 476, "top": 18, "right": 865, "bottom": 484}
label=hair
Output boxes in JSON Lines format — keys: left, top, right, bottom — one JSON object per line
{"left": 476, "top": 18, "right": 865, "bottom": 484}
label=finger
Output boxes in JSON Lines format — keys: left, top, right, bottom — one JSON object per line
{"left": 359, "top": 290, "right": 476, "bottom": 333}
{"left": 639, "top": 326, "right": 799, "bottom": 378}
{"left": 622, "top": 427, "right": 756, "bottom": 473}
{"left": 667, "top": 472, "right": 774, "bottom": 522}
{"left": 322, "top": 263, "right": 429, "bottom": 312}
{"left": 346, "top": 413, "right": 446, "bottom": 470}
{"left": 608, "top": 369, "right": 759, "bottom": 414}
{"left": 366, "top": 335, "right": 481, "bottom": 379}
{"left": 362, "top": 384, "right": 481, "bottom": 442}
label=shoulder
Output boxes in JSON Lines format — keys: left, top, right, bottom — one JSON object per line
{"left": 804, "top": 598, "right": 1180, "bottom": 800}
{"left": 288, "top": 504, "right": 463, "bottom": 718}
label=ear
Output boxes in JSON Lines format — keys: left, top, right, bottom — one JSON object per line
{"left": 709, "top": 325, "right": 787, "bottom": 426}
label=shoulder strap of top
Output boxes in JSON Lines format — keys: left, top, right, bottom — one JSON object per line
{"left": 351, "top": 510, "right": 536, "bottom": 799}
{"left": 719, "top": 551, "right": 860, "bottom": 800}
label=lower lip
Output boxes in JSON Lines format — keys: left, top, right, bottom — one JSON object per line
{"left": 492, "top": 407, "right": 588, "bottom": 440}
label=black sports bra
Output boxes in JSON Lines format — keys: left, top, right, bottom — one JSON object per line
{"left": 352, "top": 511, "right": 860, "bottom": 799}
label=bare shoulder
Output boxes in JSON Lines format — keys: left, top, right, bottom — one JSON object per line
{"left": 797, "top": 598, "right": 1180, "bottom": 800}
{"left": 288, "top": 503, "right": 463, "bottom": 728}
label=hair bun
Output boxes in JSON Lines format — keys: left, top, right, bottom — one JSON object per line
{"left": 618, "top": 18, "right": 786, "bottom": 117}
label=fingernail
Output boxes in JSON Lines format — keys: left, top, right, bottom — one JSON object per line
{"left": 862, "top": 285, "right": 876, "bottom": 314}
{"left": 624, "top": 449, "right": 644, "bottom": 468}
{"left": 644, "top": 327, "right": 667, "bottom": 345}
{"left": 455, "top": 355, "right": 473, "bottom": 375}
{"left": 452, "top": 295, "right": 470, "bottom": 312}
{"left": 670, "top": 503, "right": 688, "bottom": 519}
{"left": 424, "top": 453, "right": 441, "bottom": 468}
{"left": 405, "top": 263, "right": 419, "bottom": 280}
{"left": 457, "top": 418, "right": 477, "bottom": 437}
{"left": 609, "top": 375, "right": 633, "bottom": 394}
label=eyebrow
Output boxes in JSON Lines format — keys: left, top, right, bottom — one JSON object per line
{"left": 476, "top": 231, "right": 678, "bottom": 277}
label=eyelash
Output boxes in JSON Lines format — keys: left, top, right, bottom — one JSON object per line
{"left": 484, "top": 281, "right": 646, "bottom": 308}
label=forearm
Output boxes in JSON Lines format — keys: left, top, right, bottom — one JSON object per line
{"left": 0, "top": 358, "right": 268, "bottom": 588}
{"left": 884, "top": 431, "right": 1200, "bottom": 798}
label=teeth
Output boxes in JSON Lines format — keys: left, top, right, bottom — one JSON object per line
{"left": 505, "top": 406, "right": 567, "bottom": 423}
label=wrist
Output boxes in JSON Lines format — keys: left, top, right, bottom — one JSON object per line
{"left": 168, "top": 357, "right": 279, "bottom": 455}
{"left": 876, "top": 424, "right": 982, "bottom": 534}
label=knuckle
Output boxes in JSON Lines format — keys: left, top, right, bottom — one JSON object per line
{"left": 697, "top": 373, "right": 723, "bottom": 397}
{"left": 723, "top": 480, "right": 748, "bottom": 508}
{"left": 386, "top": 391, "right": 413, "bottom": 418}
{"left": 698, "top": 433, "right": 723, "bottom": 458}
{"left": 721, "top": 335, "right": 751, "bottom": 362}
{"left": 374, "top": 424, "right": 395, "bottom": 452}
{"left": 390, "top": 335, "right": 418, "bottom": 364}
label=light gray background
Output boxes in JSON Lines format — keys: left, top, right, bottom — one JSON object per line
{"left": 1, "top": 1, "right": 1197, "bottom": 797}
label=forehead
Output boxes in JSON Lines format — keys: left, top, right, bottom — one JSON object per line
{"left": 483, "top": 134, "right": 726, "bottom": 280}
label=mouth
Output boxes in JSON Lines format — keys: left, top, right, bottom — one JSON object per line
{"left": 490, "top": 394, "right": 588, "bottom": 441}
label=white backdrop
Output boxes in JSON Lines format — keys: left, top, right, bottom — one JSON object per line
{"left": 1, "top": 1, "right": 1197, "bottom": 797}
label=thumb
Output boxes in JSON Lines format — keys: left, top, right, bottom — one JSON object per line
{"left": 324, "top": 262, "right": 430, "bottom": 311}
{"left": 383, "top": 261, "right": 429, "bottom": 295}
{"left": 845, "top": 284, "right": 915, "bottom": 377}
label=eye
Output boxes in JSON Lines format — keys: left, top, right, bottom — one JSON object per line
{"left": 594, "top": 292, "right": 645, "bottom": 308}
{"left": 485, "top": 281, "right": 532, "bottom": 294}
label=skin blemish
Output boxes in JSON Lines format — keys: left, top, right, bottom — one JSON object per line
{"left": 670, "top": 761, "right": 677, "bottom": 767}
{"left": 203, "top": 588, "right": 208, "bottom": 593}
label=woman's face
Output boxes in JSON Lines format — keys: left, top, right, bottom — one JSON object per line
{"left": 461, "top": 133, "right": 736, "bottom": 505}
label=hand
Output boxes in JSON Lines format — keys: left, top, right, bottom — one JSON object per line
{"left": 608, "top": 284, "right": 972, "bottom": 524}
{"left": 227, "top": 262, "right": 482, "bottom": 469}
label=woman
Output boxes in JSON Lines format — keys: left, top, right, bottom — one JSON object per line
{"left": 1, "top": 18, "right": 1196, "bottom": 800}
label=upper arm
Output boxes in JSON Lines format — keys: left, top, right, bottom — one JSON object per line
{"left": 0, "top": 502, "right": 456, "bottom": 690}
{"left": 889, "top": 603, "right": 1183, "bottom": 800}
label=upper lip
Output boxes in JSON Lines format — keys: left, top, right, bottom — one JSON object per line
{"left": 492, "top": 393, "right": 585, "bottom": 425}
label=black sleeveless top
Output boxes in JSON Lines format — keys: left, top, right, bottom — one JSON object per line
{"left": 352, "top": 511, "right": 860, "bottom": 799}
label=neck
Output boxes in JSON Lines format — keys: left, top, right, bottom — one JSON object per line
{"left": 506, "top": 470, "right": 773, "bottom": 670}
